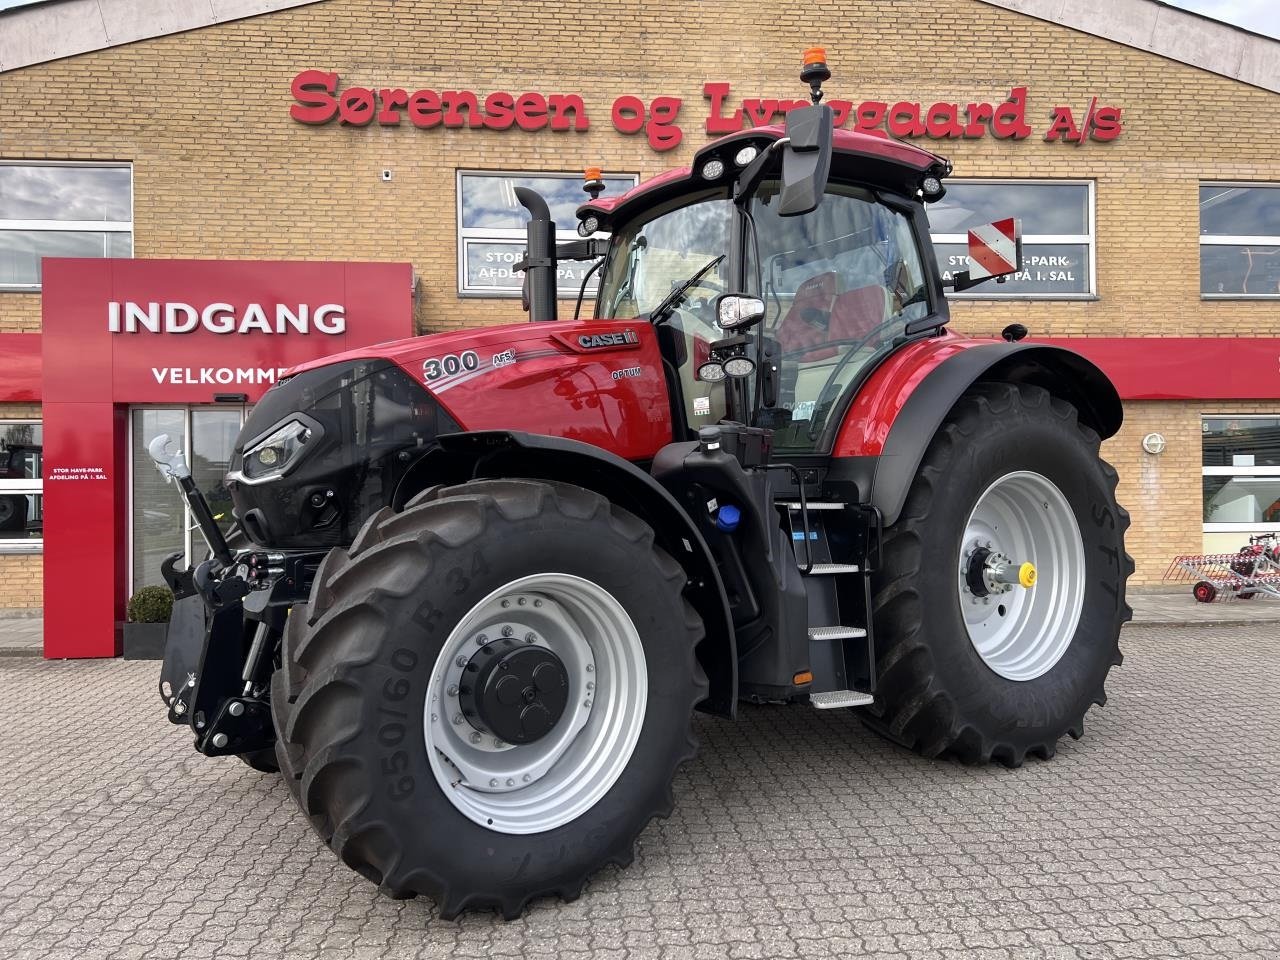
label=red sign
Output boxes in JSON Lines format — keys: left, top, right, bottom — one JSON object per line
{"left": 289, "top": 71, "right": 1124, "bottom": 152}
{"left": 40, "top": 258, "right": 413, "bottom": 659}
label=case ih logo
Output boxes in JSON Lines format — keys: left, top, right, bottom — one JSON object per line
{"left": 108, "top": 301, "right": 346, "bottom": 335}
{"left": 577, "top": 330, "right": 640, "bottom": 350}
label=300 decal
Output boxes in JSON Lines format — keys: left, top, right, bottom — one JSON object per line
{"left": 423, "top": 350, "right": 479, "bottom": 381}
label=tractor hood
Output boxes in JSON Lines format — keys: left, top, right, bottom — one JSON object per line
{"left": 225, "top": 319, "right": 672, "bottom": 547}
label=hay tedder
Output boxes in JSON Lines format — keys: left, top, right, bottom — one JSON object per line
{"left": 148, "top": 50, "right": 1132, "bottom": 917}
{"left": 1166, "top": 533, "right": 1280, "bottom": 602}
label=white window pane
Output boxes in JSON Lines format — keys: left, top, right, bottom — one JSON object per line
{"left": 0, "top": 229, "right": 132, "bottom": 286}
{"left": 460, "top": 174, "right": 634, "bottom": 232}
{"left": 1203, "top": 418, "right": 1280, "bottom": 468}
{"left": 1204, "top": 476, "right": 1280, "bottom": 525}
{"left": 0, "top": 165, "right": 131, "bottom": 222}
{"left": 1199, "top": 185, "right": 1280, "bottom": 238}
{"left": 928, "top": 182, "right": 1089, "bottom": 236}
{"left": 1200, "top": 244, "right": 1280, "bottom": 296}
{"left": 935, "top": 242, "right": 1090, "bottom": 296}
{"left": 131, "top": 409, "right": 186, "bottom": 591}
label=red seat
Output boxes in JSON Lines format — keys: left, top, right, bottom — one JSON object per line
{"left": 827, "top": 286, "right": 886, "bottom": 342}
{"left": 776, "top": 271, "right": 838, "bottom": 360}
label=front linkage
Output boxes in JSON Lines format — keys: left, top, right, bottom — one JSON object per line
{"left": 149, "top": 435, "right": 315, "bottom": 760}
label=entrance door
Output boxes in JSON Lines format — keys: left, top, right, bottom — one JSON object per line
{"left": 129, "top": 405, "right": 245, "bottom": 592}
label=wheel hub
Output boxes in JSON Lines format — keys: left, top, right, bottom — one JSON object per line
{"left": 460, "top": 639, "right": 569, "bottom": 744}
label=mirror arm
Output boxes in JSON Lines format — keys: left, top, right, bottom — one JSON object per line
{"left": 732, "top": 137, "right": 789, "bottom": 206}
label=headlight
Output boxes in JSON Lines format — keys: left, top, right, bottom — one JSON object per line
{"left": 241, "top": 419, "right": 314, "bottom": 481}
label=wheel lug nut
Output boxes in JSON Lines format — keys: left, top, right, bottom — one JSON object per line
{"left": 518, "top": 597, "right": 526, "bottom": 606}
{"left": 585, "top": 664, "right": 594, "bottom": 673}
{"left": 501, "top": 600, "right": 510, "bottom": 608}
{"left": 447, "top": 684, "right": 459, "bottom": 696}
{"left": 586, "top": 681, "right": 595, "bottom": 691}
{"left": 455, "top": 656, "right": 467, "bottom": 668}
{"left": 522, "top": 774, "right": 531, "bottom": 782}
{"left": 525, "top": 632, "right": 537, "bottom": 643}
{"left": 452, "top": 714, "right": 464, "bottom": 725}
{"left": 476, "top": 634, "right": 488, "bottom": 646}
{"left": 501, "top": 625, "right": 513, "bottom": 638}
{"left": 506, "top": 778, "right": 515, "bottom": 786}
{"left": 489, "top": 778, "right": 499, "bottom": 787}
{"left": 470, "top": 732, "right": 483, "bottom": 744}
{"left": 493, "top": 738, "right": 504, "bottom": 748}
{"left": 583, "top": 699, "right": 592, "bottom": 709}
{"left": 533, "top": 599, "right": 542, "bottom": 608}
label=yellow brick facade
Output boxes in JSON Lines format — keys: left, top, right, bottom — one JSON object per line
{"left": 1, "top": 0, "right": 1278, "bottom": 607}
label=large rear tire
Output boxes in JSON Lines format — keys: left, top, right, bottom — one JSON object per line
{"left": 863, "top": 382, "right": 1132, "bottom": 766}
{"left": 271, "top": 479, "right": 705, "bottom": 917}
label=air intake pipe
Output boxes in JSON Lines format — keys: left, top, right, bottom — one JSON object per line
{"left": 515, "top": 186, "right": 557, "bottom": 323}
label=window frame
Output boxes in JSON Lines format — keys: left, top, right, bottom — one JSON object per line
{"left": 1198, "top": 181, "right": 1280, "bottom": 301}
{"left": 1201, "top": 414, "right": 1280, "bottom": 533}
{"left": 455, "top": 169, "right": 638, "bottom": 299}
{"left": 930, "top": 178, "right": 1097, "bottom": 301}
{"left": 0, "top": 160, "right": 134, "bottom": 293}
{"left": 0, "top": 419, "right": 43, "bottom": 554}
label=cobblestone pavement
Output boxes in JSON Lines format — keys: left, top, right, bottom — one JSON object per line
{"left": 1, "top": 624, "right": 1277, "bottom": 960}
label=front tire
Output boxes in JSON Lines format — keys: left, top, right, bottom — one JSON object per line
{"left": 864, "top": 382, "right": 1132, "bottom": 766}
{"left": 271, "top": 479, "right": 705, "bottom": 917}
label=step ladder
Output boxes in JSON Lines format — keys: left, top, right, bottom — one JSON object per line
{"left": 778, "top": 498, "right": 878, "bottom": 711}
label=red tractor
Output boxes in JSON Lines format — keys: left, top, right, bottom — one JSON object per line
{"left": 152, "top": 52, "right": 1131, "bottom": 918}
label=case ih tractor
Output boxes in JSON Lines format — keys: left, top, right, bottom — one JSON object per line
{"left": 152, "top": 52, "right": 1131, "bottom": 918}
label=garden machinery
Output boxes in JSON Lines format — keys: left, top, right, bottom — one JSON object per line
{"left": 151, "top": 50, "right": 1132, "bottom": 918}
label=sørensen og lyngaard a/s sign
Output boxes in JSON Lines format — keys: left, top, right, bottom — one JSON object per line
{"left": 289, "top": 70, "right": 1123, "bottom": 152}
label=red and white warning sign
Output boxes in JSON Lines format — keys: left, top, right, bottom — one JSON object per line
{"left": 966, "top": 218, "right": 1022, "bottom": 280}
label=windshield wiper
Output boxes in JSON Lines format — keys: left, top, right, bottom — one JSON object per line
{"left": 649, "top": 255, "right": 726, "bottom": 325}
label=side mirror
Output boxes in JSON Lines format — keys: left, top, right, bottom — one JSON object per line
{"left": 949, "top": 218, "right": 1024, "bottom": 292}
{"left": 778, "top": 103, "right": 833, "bottom": 217}
{"left": 715, "top": 293, "right": 766, "bottom": 331}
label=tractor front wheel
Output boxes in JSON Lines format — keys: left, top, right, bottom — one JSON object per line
{"left": 865, "top": 382, "right": 1132, "bottom": 766}
{"left": 271, "top": 479, "right": 705, "bottom": 918}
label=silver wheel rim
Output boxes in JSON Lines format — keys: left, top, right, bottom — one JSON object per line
{"left": 958, "top": 471, "right": 1085, "bottom": 682}
{"left": 424, "top": 573, "right": 647, "bottom": 834}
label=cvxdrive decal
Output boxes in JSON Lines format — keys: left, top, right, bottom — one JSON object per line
{"left": 577, "top": 330, "right": 639, "bottom": 350}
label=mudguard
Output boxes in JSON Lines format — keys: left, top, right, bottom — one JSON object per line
{"left": 831, "top": 338, "right": 1122, "bottom": 527}
{"left": 401, "top": 431, "right": 739, "bottom": 717}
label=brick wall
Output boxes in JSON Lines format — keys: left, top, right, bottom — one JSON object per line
{"left": 1, "top": 0, "right": 1278, "bottom": 591}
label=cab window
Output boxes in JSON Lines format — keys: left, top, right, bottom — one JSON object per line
{"left": 750, "top": 183, "right": 931, "bottom": 449}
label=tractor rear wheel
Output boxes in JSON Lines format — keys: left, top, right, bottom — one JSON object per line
{"left": 271, "top": 479, "right": 705, "bottom": 918}
{"left": 864, "top": 382, "right": 1132, "bottom": 766}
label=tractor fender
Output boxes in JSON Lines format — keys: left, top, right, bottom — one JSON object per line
{"left": 396, "top": 430, "right": 738, "bottom": 718}
{"left": 832, "top": 339, "right": 1122, "bottom": 527}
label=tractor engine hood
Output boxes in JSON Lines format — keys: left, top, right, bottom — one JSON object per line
{"left": 224, "top": 318, "right": 672, "bottom": 548}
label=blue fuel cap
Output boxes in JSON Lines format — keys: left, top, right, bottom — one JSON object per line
{"left": 716, "top": 504, "right": 741, "bottom": 533}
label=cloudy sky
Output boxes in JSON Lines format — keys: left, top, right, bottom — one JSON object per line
{"left": 1164, "top": 0, "right": 1278, "bottom": 38}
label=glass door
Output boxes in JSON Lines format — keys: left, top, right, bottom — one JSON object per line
{"left": 130, "top": 405, "right": 247, "bottom": 592}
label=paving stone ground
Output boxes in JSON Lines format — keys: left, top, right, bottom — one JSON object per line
{"left": 1, "top": 624, "right": 1277, "bottom": 959}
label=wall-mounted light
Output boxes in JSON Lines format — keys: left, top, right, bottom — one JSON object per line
{"left": 1142, "top": 432, "right": 1167, "bottom": 455}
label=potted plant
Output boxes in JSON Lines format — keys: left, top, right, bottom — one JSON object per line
{"left": 124, "top": 585, "right": 174, "bottom": 660}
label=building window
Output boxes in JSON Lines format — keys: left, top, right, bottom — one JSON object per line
{"left": 1203, "top": 416, "right": 1280, "bottom": 533}
{"left": 0, "top": 421, "right": 43, "bottom": 551}
{"left": 928, "top": 180, "right": 1095, "bottom": 299}
{"left": 0, "top": 162, "right": 133, "bottom": 291}
{"left": 457, "top": 171, "right": 636, "bottom": 298}
{"left": 1199, "top": 184, "right": 1280, "bottom": 298}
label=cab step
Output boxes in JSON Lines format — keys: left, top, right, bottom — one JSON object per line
{"left": 778, "top": 501, "right": 845, "bottom": 510}
{"left": 804, "top": 562, "right": 860, "bottom": 575}
{"left": 808, "top": 625, "right": 867, "bottom": 641}
{"left": 810, "top": 689, "right": 875, "bottom": 709}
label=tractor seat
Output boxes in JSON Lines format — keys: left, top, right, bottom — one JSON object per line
{"left": 776, "top": 271, "right": 838, "bottom": 360}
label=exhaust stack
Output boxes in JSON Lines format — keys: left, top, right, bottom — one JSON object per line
{"left": 515, "top": 187, "right": 557, "bottom": 323}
